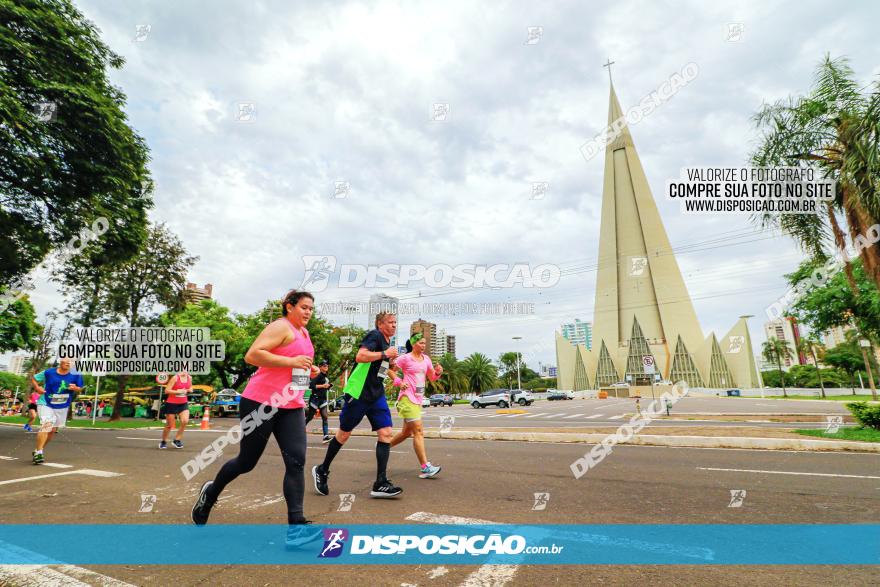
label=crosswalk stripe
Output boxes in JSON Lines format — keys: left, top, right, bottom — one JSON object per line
{"left": 524, "top": 413, "right": 547, "bottom": 418}
{"left": 609, "top": 414, "right": 625, "bottom": 420}
{"left": 562, "top": 413, "right": 584, "bottom": 419}
{"left": 585, "top": 414, "right": 603, "bottom": 419}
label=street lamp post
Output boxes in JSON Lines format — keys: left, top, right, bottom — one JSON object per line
{"left": 739, "top": 315, "right": 764, "bottom": 398}
{"left": 512, "top": 336, "right": 522, "bottom": 391}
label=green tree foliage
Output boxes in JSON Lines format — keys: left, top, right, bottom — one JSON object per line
{"left": 751, "top": 55, "right": 880, "bottom": 291}
{"left": 461, "top": 352, "right": 497, "bottom": 393}
{"left": 0, "top": 293, "right": 38, "bottom": 352}
{"left": 80, "top": 223, "right": 197, "bottom": 420}
{"left": 0, "top": 0, "right": 152, "bottom": 284}
{"left": 822, "top": 333, "right": 878, "bottom": 393}
{"left": 161, "top": 299, "right": 367, "bottom": 392}
{"left": 762, "top": 337, "right": 794, "bottom": 396}
{"left": 785, "top": 259, "right": 880, "bottom": 341}
{"left": 0, "top": 371, "right": 27, "bottom": 398}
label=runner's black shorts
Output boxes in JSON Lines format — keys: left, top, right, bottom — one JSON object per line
{"left": 165, "top": 402, "right": 189, "bottom": 415}
{"left": 28, "top": 403, "right": 37, "bottom": 411}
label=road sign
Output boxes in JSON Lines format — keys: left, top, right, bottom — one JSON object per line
{"left": 859, "top": 339, "right": 871, "bottom": 348}
{"left": 642, "top": 355, "right": 655, "bottom": 374}
{"left": 156, "top": 372, "right": 169, "bottom": 385}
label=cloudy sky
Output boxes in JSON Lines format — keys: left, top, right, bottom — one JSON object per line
{"left": 7, "top": 0, "right": 880, "bottom": 369}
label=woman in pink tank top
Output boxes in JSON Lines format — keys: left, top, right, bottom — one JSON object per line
{"left": 159, "top": 371, "right": 193, "bottom": 449}
{"left": 192, "top": 290, "right": 323, "bottom": 549}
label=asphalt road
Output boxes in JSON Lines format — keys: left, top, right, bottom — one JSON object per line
{"left": 0, "top": 423, "right": 877, "bottom": 586}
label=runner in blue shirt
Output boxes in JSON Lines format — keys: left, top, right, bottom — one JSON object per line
{"left": 31, "top": 358, "right": 84, "bottom": 464}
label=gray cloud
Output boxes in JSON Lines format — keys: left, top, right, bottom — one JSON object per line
{"left": 7, "top": 0, "right": 878, "bottom": 369}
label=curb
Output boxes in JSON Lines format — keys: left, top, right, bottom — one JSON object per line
{"left": 670, "top": 412, "right": 851, "bottom": 416}
{"left": 347, "top": 429, "right": 880, "bottom": 453}
{"left": 0, "top": 421, "right": 181, "bottom": 431}
{"left": 6, "top": 420, "right": 874, "bottom": 453}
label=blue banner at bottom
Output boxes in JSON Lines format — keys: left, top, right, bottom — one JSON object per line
{"left": 0, "top": 524, "right": 877, "bottom": 565}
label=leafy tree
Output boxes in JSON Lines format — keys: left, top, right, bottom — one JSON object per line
{"left": 424, "top": 353, "right": 469, "bottom": 397}
{"left": 92, "top": 224, "right": 197, "bottom": 420}
{"left": 0, "top": 0, "right": 152, "bottom": 285}
{"left": 498, "top": 351, "right": 519, "bottom": 384}
{"left": 0, "top": 293, "right": 38, "bottom": 352}
{"left": 823, "top": 333, "right": 879, "bottom": 394}
{"left": 161, "top": 300, "right": 245, "bottom": 390}
{"left": 762, "top": 337, "right": 794, "bottom": 396}
{"left": 162, "top": 298, "right": 367, "bottom": 393}
{"left": 796, "top": 336, "right": 827, "bottom": 397}
{"left": 497, "top": 351, "right": 541, "bottom": 389}
{"left": 785, "top": 259, "right": 880, "bottom": 341}
{"left": 461, "top": 353, "right": 497, "bottom": 393}
{"left": 751, "top": 55, "right": 880, "bottom": 291}
{"left": 784, "top": 258, "right": 880, "bottom": 399}
{"left": 0, "top": 371, "right": 27, "bottom": 403}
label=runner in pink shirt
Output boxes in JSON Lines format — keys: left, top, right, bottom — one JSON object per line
{"left": 388, "top": 333, "right": 443, "bottom": 478}
{"left": 191, "top": 289, "right": 321, "bottom": 550}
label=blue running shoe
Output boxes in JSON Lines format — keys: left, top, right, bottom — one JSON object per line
{"left": 419, "top": 462, "right": 441, "bottom": 478}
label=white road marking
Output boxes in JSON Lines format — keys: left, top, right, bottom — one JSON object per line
{"left": 0, "top": 456, "right": 18, "bottom": 460}
{"left": 242, "top": 495, "right": 285, "bottom": 510}
{"left": 0, "top": 469, "right": 123, "bottom": 486}
{"left": 406, "top": 512, "right": 544, "bottom": 587}
{"left": 562, "top": 413, "right": 585, "bottom": 419}
{"left": 116, "top": 436, "right": 157, "bottom": 441}
{"left": 608, "top": 415, "right": 625, "bottom": 420}
{"left": 0, "top": 539, "right": 136, "bottom": 586}
{"left": 524, "top": 413, "right": 547, "bottom": 418}
{"left": 406, "top": 512, "right": 497, "bottom": 525}
{"left": 0, "top": 564, "right": 137, "bottom": 586}
{"left": 585, "top": 414, "right": 603, "bottom": 419}
{"left": 697, "top": 467, "right": 880, "bottom": 480}
{"left": 459, "top": 564, "right": 519, "bottom": 587}
{"left": 42, "top": 463, "right": 74, "bottom": 469}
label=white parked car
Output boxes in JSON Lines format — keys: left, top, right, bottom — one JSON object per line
{"left": 471, "top": 389, "right": 512, "bottom": 408}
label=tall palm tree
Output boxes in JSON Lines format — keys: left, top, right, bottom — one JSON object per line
{"left": 762, "top": 337, "right": 794, "bottom": 397}
{"left": 752, "top": 55, "right": 880, "bottom": 291}
{"left": 438, "top": 353, "right": 469, "bottom": 397}
{"left": 796, "top": 336, "right": 827, "bottom": 398}
{"left": 461, "top": 352, "right": 498, "bottom": 394}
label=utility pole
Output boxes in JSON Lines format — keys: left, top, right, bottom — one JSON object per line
{"left": 858, "top": 338, "right": 878, "bottom": 401}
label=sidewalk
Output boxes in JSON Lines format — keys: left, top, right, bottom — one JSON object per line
{"left": 344, "top": 427, "right": 880, "bottom": 453}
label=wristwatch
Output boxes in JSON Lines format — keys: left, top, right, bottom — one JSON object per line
{"left": 381, "top": 351, "right": 387, "bottom": 360}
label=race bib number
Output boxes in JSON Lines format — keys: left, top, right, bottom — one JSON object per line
{"left": 290, "top": 368, "right": 310, "bottom": 391}
{"left": 48, "top": 393, "right": 68, "bottom": 404}
{"left": 377, "top": 360, "right": 389, "bottom": 380}
{"left": 415, "top": 386, "right": 425, "bottom": 396}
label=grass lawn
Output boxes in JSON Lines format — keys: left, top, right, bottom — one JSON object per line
{"left": 0, "top": 416, "right": 196, "bottom": 429}
{"left": 765, "top": 394, "right": 879, "bottom": 401}
{"left": 795, "top": 427, "right": 880, "bottom": 442}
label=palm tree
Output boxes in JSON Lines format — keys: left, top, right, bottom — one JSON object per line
{"left": 762, "top": 337, "right": 794, "bottom": 397}
{"left": 438, "top": 353, "right": 469, "bottom": 397}
{"left": 461, "top": 353, "right": 498, "bottom": 394}
{"left": 796, "top": 336, "right": 827, "bottom": 398}
{"left": 751, "top": 55, "right": 880, "bottom": 292}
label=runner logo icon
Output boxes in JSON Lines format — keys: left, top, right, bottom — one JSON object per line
{"left": 319, "top": 528, "right": 349, "bottom": 558}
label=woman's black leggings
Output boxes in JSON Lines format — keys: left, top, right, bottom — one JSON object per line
{"left": 207, "top": 397, "right": 306, "bottom": 524}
